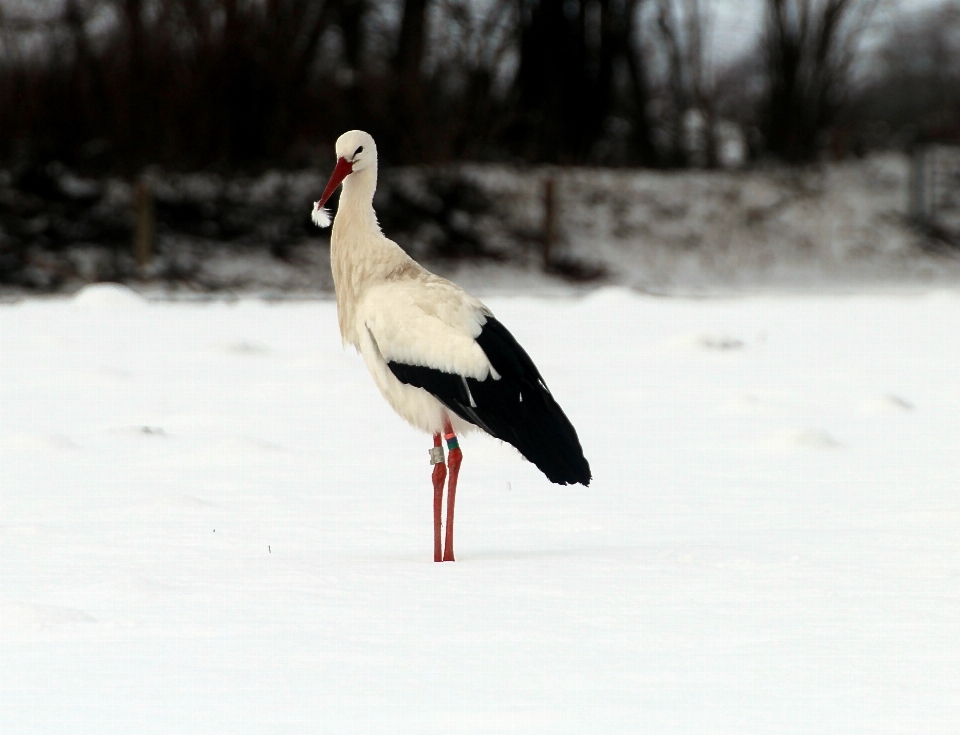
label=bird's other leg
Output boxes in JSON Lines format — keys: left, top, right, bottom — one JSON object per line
{"left": 430, "top": 433, "right": 446, "bottom": 563}
{"left": 442, "top": 420, "right": 462, "bottom": 562}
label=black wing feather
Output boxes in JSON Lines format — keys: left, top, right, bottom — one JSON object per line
{"left": 387, "top": 317, "right": 591, "bottom": 486}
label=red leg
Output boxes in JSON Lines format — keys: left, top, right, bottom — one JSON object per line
{"left": 442, "top": 421, "right": 462, "bottom": 562}
{"left": 430, "top": 433, "right": 446, "bottom": 563}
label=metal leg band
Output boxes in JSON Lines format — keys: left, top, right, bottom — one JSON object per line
{"left": 429, "top": 446, "right": 445, "bottom": 465}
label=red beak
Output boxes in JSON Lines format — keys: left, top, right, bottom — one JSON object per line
{"left": 315, "top": 156, "right": 354, "bottom": 211}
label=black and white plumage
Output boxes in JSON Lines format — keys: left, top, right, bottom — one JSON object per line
{"left": 387, "top": 316, "right": 590, "bottom": 485}
{"left": 313, "top": 130, "right": 590, "bottom": 559}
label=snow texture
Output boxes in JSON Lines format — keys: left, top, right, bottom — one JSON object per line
{"left": 2, "top": 283, "right": 960, "bottom": 733}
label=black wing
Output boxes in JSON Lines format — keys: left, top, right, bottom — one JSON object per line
{"left": 387, "top": 316, "right": 591, "bottom": 486}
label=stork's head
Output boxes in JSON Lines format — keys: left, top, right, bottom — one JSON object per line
{"left": 335, "top": 130, "right": 376, "bottom": 173}
{"left": 312, "top": 130, "right": 377, "bottom": 228}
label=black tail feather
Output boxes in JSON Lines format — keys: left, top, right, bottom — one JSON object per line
{"left": 387, "top": 317, "right": 591, "bottom": 486}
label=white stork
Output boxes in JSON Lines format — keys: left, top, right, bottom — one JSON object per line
{"left": 312, "top": 130, "right": 591, "bottom": 562}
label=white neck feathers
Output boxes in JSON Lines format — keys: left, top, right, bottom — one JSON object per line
{"left": 339, "top": 165, "right": 378, "bottom": 225}
{"left": 330, "top": 164, "right": 417, "bottom": 347}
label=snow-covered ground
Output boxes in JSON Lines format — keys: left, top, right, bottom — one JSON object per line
{"left": 2, "top": 283, "right": 960, "bottom": 733}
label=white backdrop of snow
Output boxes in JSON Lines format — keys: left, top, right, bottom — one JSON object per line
{"left": 1, "top": 283, "right": 960, "bottom": 733}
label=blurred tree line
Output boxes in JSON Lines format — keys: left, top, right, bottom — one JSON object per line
{"left": 0, "top": 0, "right": 957, "bottom": 173}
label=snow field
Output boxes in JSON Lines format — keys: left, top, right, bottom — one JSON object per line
{"left": 1, "top": 284, "right": 960, "bottom": 733}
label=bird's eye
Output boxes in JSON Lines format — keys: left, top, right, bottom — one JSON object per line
{"left": 354, "top": 146, "right": 363, "bottom": 157}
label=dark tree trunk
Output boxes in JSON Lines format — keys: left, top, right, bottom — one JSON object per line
{"left": 120, "top": 0, "right": 147, "bottom": 160}
{"left": 336, "top": 0, "right": 366, "bottom": 73}
{"left": 622, "top": 0, "right": 659, "bottom": 165}
{"left": 512, "top": 0, "right": 610, "bottom": 162}
{"left": 394, "top": 0, "right": 431, "bottom": 160}
{"left": 397, "top": 0, "right": 429, "bottom": 83}
{"left": 761, "top": 0, "right": 869, "bottom": 162}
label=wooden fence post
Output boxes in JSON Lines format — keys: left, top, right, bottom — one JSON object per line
{"left": 133, "top": 180, "right": 154, "bottom": 270}
{"left": 542, "top": 176, "right": 556, "bottom": 271}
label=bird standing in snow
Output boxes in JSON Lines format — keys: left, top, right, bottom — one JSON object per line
{"left": 313, "top": 130, "right": 590, "bottom": 561}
